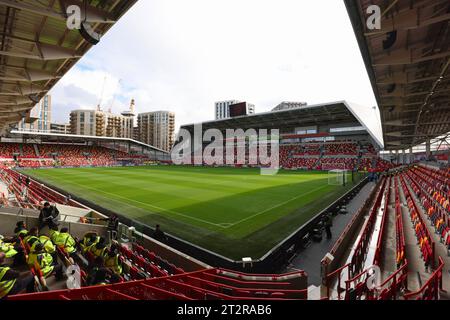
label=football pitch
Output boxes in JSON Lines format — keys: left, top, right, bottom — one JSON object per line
{"left": 22, "top": 166, "right": 356, "bottom": 259}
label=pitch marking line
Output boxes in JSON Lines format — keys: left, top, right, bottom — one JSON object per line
{"left": 225, "top": 184, "right": 329, "bottom": 228}
{"left": 36, "top": 171, "right": 330, "bottom": 230}
{"left": 50, "top": 178, "right": 227, "bottom": 229}
{"left": 217, "top": 223, "right": 233, "bottom": 227}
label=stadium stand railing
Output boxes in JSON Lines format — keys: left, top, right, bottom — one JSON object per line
{"left": 341, "top": 177, "right": 391, "bottom": 299}
{"left": 323, "top": 175, "right": 410, "bottom": 300}
{"left": 0, "top": 168, "right": 86, "bottom": 208}
{"left": 8, "top": 268, "right": 308, "bottom": 300}
{"left": 404, "top": 256, "right": 444, "bottom": 300}
{"left": 348, "top": 176, "right": 388, "bottom": 275}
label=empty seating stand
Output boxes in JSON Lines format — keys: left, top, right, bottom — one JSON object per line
{"left": 324, "top": 176, "right": 409, "bottom": 300}
{"left": 8, "top": 268, "right": 308, "bottom": 300}
{"left": 399, "top": 173, "right": 435, "bottom": 269}
{"left": 394, "top": 177, "right": 406, "bottom": 268}
{"left": 120, "top": 243, "right": 184, "bottom": 278}
{"left": 0, "top": 168, "right": 85, "bottom": 208}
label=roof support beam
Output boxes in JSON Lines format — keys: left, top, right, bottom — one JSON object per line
{"left": 0, "top": 97, "right": 32, "bottom": 106}
{"left": 0, "top": 84, "right": 47, "bottom": 96}
{"left": 0, "top": 0, "right": 116, "bottom": 23}
{"left": 0, "top": 105, "right": 31, "bottom": 112}
{"left": 373, "top": 48, "right": 450, "bottom": 66}
{"left": 0, "top": 42, "right": 81, "bottom": 60}
{"left": 0, "top": 67, "right": 59, "bottom": 82}
{"left": 365, "top": 4, "right": 450, "bottom": 36}
{"left": 377, "top": 73, "right": 436, "bottom": 85}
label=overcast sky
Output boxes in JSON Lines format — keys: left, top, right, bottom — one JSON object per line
{"left": 49, "top": 0, "right": 382, "bottom": 143}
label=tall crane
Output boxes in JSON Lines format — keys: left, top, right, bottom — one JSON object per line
{"left": 97, "top": 76, "right": 107, "bottom": 111}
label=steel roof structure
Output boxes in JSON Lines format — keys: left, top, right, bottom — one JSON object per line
{"left": 345, "top": 0, "right": 450, "bottom": 150}
{"left": 0, "top": 0, "right": 137, "bottom": 134}
{"left": 180, "top": 101, "right": 384, "bottom": 149}
{"left": 8, "top": 129, "right": 169, "bottom": 154}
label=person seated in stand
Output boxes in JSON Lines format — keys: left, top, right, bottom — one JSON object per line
{"left": 27, "top": 243, "right": 64, "bottom": 281}
{"left": 50, "top": 226, "right": 76, "bottom": 264}
{"left": 104, "top": 245, "right": 123, "bottom": 279}
{"left": 0, "top": 235, "right": 25, "bottom": 267}
{"left": 89, "top": 237, "right": 108, "bottom": 259}
{"left": 38, "top": 233, "right": 56, "bottom": 262}
{"left": 38, "top": 202, "right": 60, "bottom": 230}
{"left": 14, "top": 221, "right": 28, "bottom": 239}
{"left": 79, "top": 232, "right": 99, "bottom": 253}
{"left": 0, "top": 231, "right": 26, "bottom": 267}
{"left": 87, "top": 257, "right": 118, "bottom": 286}
{"left": 23, "top": 227, "right": 40, "bottom": 252}
{"left": 0, "top": 236, "right": 17, "bottom": 258}
{"left": 0, "top": 252, "right": 35, "bottom": 299}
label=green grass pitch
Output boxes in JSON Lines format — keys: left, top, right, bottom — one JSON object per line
{"left": 22, "top": 166, "right": 355, "bottom": 259}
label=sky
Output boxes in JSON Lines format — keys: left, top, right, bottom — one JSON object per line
{"left": 49, "top": 0, "right": 382, "bottom": 143}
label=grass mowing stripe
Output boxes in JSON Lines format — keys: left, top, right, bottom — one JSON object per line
{"left": 22, "top": 166, "right": 353, "bottom": 259}
{"left": 227, "top": 184, "right": 329, "bottom": 228}
{"left": 43, "top": 176, "right": 228, "bottom": 228}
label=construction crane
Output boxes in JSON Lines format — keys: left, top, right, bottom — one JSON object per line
{"left": 97, "top": 76, "right": 107, "bottom": 111}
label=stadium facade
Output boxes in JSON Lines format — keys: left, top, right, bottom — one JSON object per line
{"left": 0, "top": 0, "right": 449, "bottom": 303}
{"left": 178, "top": 101, "right": 383, "bottom": 165}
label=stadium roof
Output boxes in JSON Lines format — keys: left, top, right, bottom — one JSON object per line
{"left": 180, "top": 101, "right": 384, "bottom": 149}
{"left": 8, "top": 130, "right": 169, "bottom": 154}
{"left": 345, "top": 0, "right": 450, "bottom": 150}
{"left": 0, "top": 0, "right": 137, "bottom": 134}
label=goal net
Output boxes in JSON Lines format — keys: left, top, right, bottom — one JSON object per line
{"left": 328, "top": 169, "right": 347, "bottom": 186}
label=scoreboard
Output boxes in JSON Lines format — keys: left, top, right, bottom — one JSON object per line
{"left": 229, "top": 102, "right": 248, "bottom": 117}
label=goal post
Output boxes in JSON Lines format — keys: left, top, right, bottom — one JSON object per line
{"left": 328, "top": 169, "right": 347, "bottom": 186}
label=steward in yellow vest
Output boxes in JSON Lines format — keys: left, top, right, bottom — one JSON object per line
{"left": 89, "top": 237, "right": 108, "bottom": 259}
{"left": 0, "top": 265, "right": 15, "bottom": 299}
{"left": 0, "top": 252, "right": 35, "bottom": 299}
{"left": 80, "top": 232, "right": 99, "bottom": 253}
{"left": 0, "top": 235, "right": 26, "bottom": 267}
{"left": 104, "top": 246, "right": 123, "bottom": 276}
{"left": 38, "top": 235, "right": 56, "bottom": 255}
{"left": 56, "top": 228, "right": 77, "bottom": 255}
{"left": 27, "top": 243, "right": 63, "bottom": 280}
{"left": 50, "top": 227, "right": 77, "bottom": 264}
{"left": 0, "top": 236, "right": 18, "bottom": 259}
{"left": 14, "top": 221, "right": 28, "bottom": 239}
{"left": 23, "top": 227, "right": 40, "bottom": 252}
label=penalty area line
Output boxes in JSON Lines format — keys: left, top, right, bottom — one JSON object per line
{"left": 226, "top": 184, "right": 329, "bottom": 228}
{"left": 53, "top": 179, "right": 227, "bottom": 229}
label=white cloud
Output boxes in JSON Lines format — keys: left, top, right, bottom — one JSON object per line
{"left": 49, "top": 0, "right": 379, "bottom": 141}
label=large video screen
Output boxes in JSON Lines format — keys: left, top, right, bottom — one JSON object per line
{"left": 229, "top": 102, "right": 247, "bottom": 117}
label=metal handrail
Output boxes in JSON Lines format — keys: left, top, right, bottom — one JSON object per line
{"left": 404, "top": 257, "right": 444, "bottom": 300}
